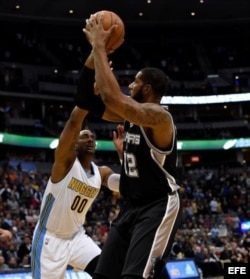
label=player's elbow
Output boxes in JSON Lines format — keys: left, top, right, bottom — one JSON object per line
{"left": 101, "top": 89, "right": 119, "bottom": 107}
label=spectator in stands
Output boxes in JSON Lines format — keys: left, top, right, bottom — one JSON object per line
{"left": 5, "top": 242, "right": 18, "bottom": 264}
{"left": 241, "top": 230, "right": 250, "bottom": 249}
{"left": 18, "top": 254, "right": 30, "bottom": 269}
{"left": 210, "top": 222, "right": 219, "bottom": 239}
{"left": 17, "top": 235, "right": 31, "bottom": 265}
{"left": 209, "top": 197, "right": 219, "bottom": 215}
{"left": 220, "top": 243, "right": 232, "bottom": 267}
{"left": 20, "top": 184, "right": 32, "bottom": 209}
{"left": 7, "top": 256, "right": 18, "bottom": 269}
{"left": 2, "top": 212, "right": 13, "bottom": 230}
{"left": 0, "top": 255, "right": 9, "bottom": 271}
{"left": 6, "top": 197, "right": 20, "bottom": 215}
{"left": 0, "top": 181, "right": 11, "bottom": 203}
{"left": 207, "top": 245, "right": 223, "bottom": 273}
{"left": 193, "top": 244, "right": 207, "bottom": 267}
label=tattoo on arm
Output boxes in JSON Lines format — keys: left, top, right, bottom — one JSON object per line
{"left": 124, "top": 103, "right": 167, "bottom": 126}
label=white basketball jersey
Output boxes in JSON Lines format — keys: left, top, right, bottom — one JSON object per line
{"left": 38, "top": 158, "right": 102, "bottom": 238}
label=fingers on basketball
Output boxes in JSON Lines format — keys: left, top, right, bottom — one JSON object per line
{"left": 95, "top": 10, "right": 125, "bottom": 51}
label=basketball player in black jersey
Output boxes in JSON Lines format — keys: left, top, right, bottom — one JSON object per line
{"left": 75, "top": 13, "right": 183, "bottom": 279}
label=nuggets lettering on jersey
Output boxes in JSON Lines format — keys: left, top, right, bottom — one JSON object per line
{"left": 37, "top": 159, "right": 102, "bottom": 238}
{"left": 68, "top": 177, "right": 100, "bottom": 198}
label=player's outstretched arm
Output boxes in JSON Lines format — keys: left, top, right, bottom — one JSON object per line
{"left": 76, "top": 49, "right": 123, "bottom": 122}
{"left": 51, "top": 107, "right": 88, "bottom": 183}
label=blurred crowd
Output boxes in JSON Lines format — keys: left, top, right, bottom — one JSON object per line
{"left": 0, "top": 153, "right": 250, "bottom": 277}
{"left": 168, "top": 165, "right": 250, "bottom": 277}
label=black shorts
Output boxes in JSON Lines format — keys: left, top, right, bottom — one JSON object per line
{"left": 94, "top": 192, "right": 182, "bottom": 279}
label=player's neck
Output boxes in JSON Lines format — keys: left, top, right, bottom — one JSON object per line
{"left": 82, "top": 162, "right": 93, "bottom": 175}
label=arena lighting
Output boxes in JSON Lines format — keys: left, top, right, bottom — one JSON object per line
{"left": 191, "top": 156, "right": 200, "bottom": 162}
{"left": 1, "top": 91, "right": 249, "bottom": 104}
{"left": 0, "top": 133, "right": 115, "bottom": 150}
{"left": 161, "top": 92, "right": 250, "bottom": 105}
{"left": 240, "top": 220, "right": 250, "bottom": 233}
{"left": 1, "top": 133, "right": 250, "bottom": 151}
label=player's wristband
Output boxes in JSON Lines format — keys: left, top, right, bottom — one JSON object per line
{"left": 75, "top": 66, "right": 105, "bottom": 118}
{"left": 107, "top": 173, "right": 120, "bottom": 192}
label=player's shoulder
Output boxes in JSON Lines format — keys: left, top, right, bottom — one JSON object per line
{"left": 98, "top": 165, "right": 113, "bottom": 177}
{"left": 98, "top": 165, "right": 113, "bottom": 172}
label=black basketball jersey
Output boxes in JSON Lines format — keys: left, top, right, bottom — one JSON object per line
{"left": 120, "top": 110, "right": 180, "bottom": 205}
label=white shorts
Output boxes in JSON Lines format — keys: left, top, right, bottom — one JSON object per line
{"left": 31, "top": 225, "right": 101, "bottom": 279}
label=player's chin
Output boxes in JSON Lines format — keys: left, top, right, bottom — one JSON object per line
{"left": 86, "top": 148, "right": 96, "bottom": 154}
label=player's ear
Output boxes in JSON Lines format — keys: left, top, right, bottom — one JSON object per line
{"left": 144, "top": 84, "right": 152, "bottom": 93}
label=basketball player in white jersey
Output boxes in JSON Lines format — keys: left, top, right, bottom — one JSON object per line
{"left": 31, "top": 106, "right": 120, "bottom": 279}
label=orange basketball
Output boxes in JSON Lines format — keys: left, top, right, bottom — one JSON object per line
{"left": 92, "top": 10, "right": 125, "bottom": 50}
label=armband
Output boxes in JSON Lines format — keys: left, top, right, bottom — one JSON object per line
{"left": 107, "top": 173, "right": 120, "bottom": 192}
{"left": 75, "top": 66, "right": 106, "bottom": 117}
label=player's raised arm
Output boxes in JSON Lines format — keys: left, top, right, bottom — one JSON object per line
{"left": 75, "top": 50, "right": 123, "bottom": 122}
{"left": 84, "top": 13, "right": 173, "bottom": 150}
{"left": 51, "top": 107, "right": 88, "bottom": 183}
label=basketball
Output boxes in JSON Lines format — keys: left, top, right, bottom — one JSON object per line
{"left": 90, "top": 10, "right": 125, "bottom": 50}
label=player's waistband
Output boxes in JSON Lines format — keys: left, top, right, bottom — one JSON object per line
{"left": 37, "top": 223, "right": 84, "bottom": 239}
{"left": 46, "top": 230, "right": 79, "bottom": 239}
